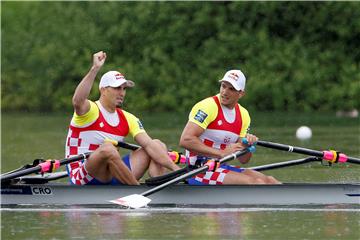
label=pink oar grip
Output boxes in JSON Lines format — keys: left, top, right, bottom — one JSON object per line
{"left": 322, "top": 151, "right": 348, "bottom": 163}
{"left": 168, "top": 152, "right": 186, "bottom": 164}
{"left": 205, "top": 160, "right": 216, "bottom": 171}
{"left": 338, "top": 153, "right": 348, "bottom": 163}
{"left": 54, "top": 160, "right": 60, "bottom": 168}
{"left": 322, "top": 151, "right": 334, "bottom": 161}
{"left": 39, "top": 160, "right": 61, "bottom": 173}
{"left": 179, "top": 155, "right": 186, "bottom": 164}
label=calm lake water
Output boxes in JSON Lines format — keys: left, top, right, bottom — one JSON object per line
{"left": 1, "top": 112, "right": 360, "bottom": 239}
{"left": 2, "top": 207, "right": 360, "bottom": 240}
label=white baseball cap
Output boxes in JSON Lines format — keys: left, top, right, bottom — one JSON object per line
{"left": 99, "top": 71, "right": 135, "bottom": 89}
{"left": 219, "top": 70, "right": 246, "bottom": 91}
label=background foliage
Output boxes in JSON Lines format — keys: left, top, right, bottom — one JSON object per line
{"left": 2, "top": 2, "right": 359, "bottom": 112}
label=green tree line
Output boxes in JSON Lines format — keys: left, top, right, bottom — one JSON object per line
{"left": 2, "top": 2, "right": 359, "bottom": 113}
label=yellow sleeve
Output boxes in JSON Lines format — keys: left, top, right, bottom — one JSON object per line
{"left": 72, "top": 100, "right": 99, "bottom": 127}
{"left": 122, "top": 111, "right": 146, "bottom": 138}
{"left": 239, "top": 104, "right": 251, "bottom": 138}
{"left": 188, "top": 97, "right": 218, "bottom": 129}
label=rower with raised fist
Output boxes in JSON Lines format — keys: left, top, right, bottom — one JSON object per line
{"left": 65, "top": 51, "right": 180, "bottom": 186}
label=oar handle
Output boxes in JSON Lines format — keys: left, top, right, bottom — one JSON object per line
{"left": 140, "top": 149, "right": 249, "bottom": 197}
{"left": 116, "top": 141, "right": 140, "bottom": 151}
{"left": 257, "top": 140, "right": 360, "bottom": 164}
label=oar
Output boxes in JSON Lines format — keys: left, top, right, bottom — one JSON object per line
{"left": 9, "top": 171, "right": 69, "bottom": 184}
{"left": 250, "top": 157, "right": 319, "bottom": 171}
{"left": 257, "top": 140, "right": 360, "bottom": 164}
{"left": 110, "top": 149, "right": 249, "bottom": 209}
{"left": 145, "top": 167, "right": 189, "bottom": 185}
{"left": 107, "top": 139, "right": 186, "bottom": 164}
{"left": 12, "top": 157, "right": 320, "bottom": 185}
{"left": 0, "top": 153, "right": 90, "bottom": 183}
{"left": 146, "top": 157, "right": 321, "bottom": 186}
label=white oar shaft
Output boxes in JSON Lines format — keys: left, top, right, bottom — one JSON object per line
{"left": 250, "top": 157, "right": 319, "bottom": 171}
{"left": 141, "top": 149, "right": 249, "bottom": 197}
{"left": 110, "top": 149, "right": 249, "bottom": 208}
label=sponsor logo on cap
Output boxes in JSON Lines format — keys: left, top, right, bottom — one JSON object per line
{"left": 115, "top": 73, "right": 125, "bottom": 80}
{"left": 229, "top": 72, "right": 239, "bottom": 81}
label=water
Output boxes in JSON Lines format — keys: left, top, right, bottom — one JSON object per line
{"left": 2, "top": 207, "right": 360, "bottom": 240}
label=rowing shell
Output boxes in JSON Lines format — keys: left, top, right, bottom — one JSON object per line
{"left": 1, "top": 183, "right": 359, "bottom": 206}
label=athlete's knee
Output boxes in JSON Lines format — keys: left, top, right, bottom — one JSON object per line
{"left": 132, "top": 148, "right": 151, "bottom": 163}
{"left": 98, "top": 142, "right": 120, "bottom": 160}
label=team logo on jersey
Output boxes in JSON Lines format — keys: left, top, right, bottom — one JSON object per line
{"left": 194, "top": 110, "right": 208, "bottom": 123}
{"left": 137, "top": 120, "right": 144, "bottom": 129}
{"left": 217, "top": 120, "right": 223, "bottom": 126}
{"left": 99, "top": 122, "right": 104, "bottom": 128}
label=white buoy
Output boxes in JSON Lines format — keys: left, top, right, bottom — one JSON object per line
{"left": 296, "top": 126, "right": 312, "bottom": 140}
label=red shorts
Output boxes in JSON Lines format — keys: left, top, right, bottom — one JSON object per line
{"left": 67, "top": 160, "right": 94, "bottom": 185}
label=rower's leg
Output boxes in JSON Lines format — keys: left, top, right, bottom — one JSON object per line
{"left": 242, "top": 169, "right": 282, "bottom": 184}
{"left": 266, "top": 176, "right": 281, "bottom": 184}
{"left": 148, "top": 161, "right": 166, "bottom": 177}
{"left": 129, "top": 149, "right": 151, "bottom": 179}
{"left": 128, "top": 142, "right": 170, "bottom": 178}
{"left": 149, "top": 139, "right": 180, "bottom": 172}
{"left": 148, "top": 139, "right": 176, "bottom": 177}
{"left": 222, "top": 171, "right": 265, "bottom": 184}
{"left": 85, "top": 142, "right": 139, "bottom": 185}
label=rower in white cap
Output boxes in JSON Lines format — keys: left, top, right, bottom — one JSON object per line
{"left": 180, "top": 69, "right": 281, "bottom": 185}
{"left": 65, "top": 51, "right": 180, "bottom": 186}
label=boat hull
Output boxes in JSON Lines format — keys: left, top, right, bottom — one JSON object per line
{"left": 1, "top": 183, "right": 359, "bottom": 207}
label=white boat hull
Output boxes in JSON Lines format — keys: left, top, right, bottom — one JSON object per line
{"left": 1, "top": 183, "right": 359, "bottom": 206}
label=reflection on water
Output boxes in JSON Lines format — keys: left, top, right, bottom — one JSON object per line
{"left": 2, "top": 207, "right": 360, "bottom": 240}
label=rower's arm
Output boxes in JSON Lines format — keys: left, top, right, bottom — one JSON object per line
{"left": 179, "top": 122, "right": 222, "bottom": 158}
{"left": 236, "top": 152, "right": 252, "bottom": 164}
{"left": 180, "top": 122, "right": 251, "bottom": 159}
{"left": 135, "top": 132, "right": 180, "bottom": 171}
{"left": 72, "top": 51, "right": 106, "bottom": 116}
